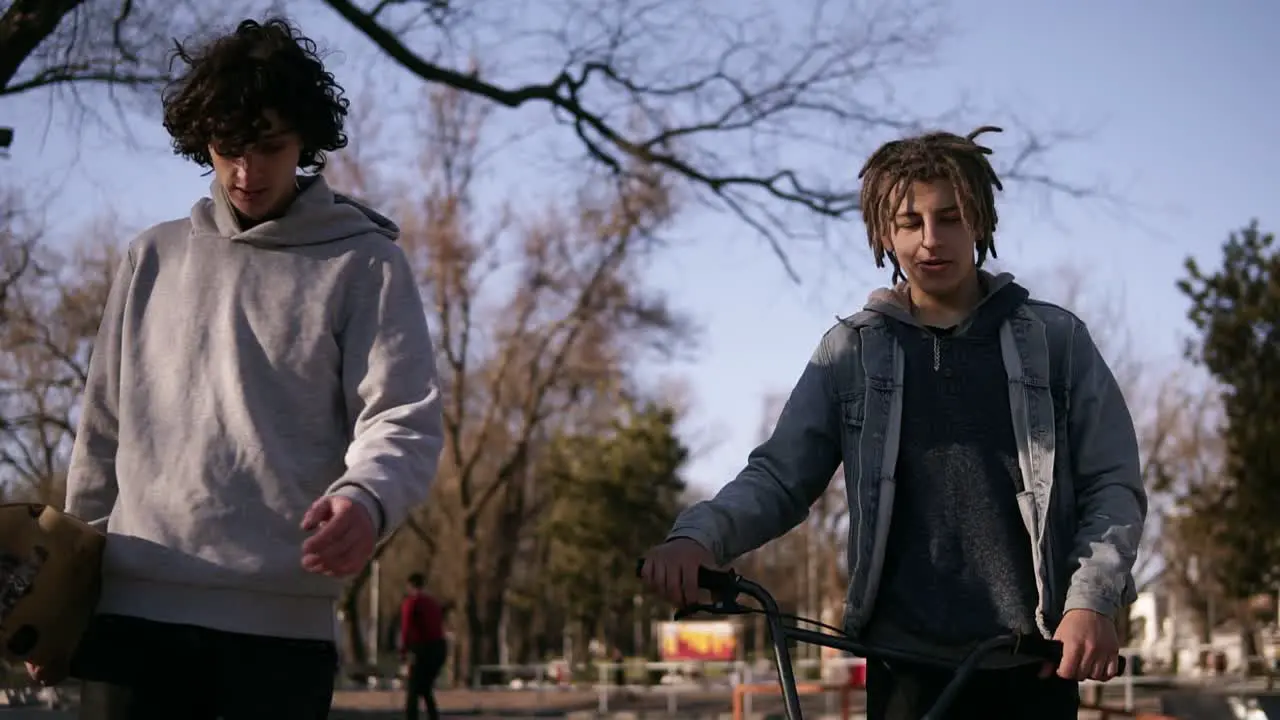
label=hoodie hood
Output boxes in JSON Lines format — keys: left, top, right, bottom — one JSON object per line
{"left": 191, "top": 174, "right": 399, "bottom": 247}
{"left": 863, "top": 270, "right": 1030, "bottom": 336}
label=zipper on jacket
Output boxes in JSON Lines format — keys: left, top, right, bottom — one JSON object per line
{"left": 932, "top": 334, "right": 940, "bottom": 371}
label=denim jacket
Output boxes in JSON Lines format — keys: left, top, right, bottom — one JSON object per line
{"left": 668, "top": 273, "right": 1148, "bottom": 639}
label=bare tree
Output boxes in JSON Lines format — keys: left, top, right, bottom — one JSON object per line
{"left": 0, "top": 197, "right": 119, "bottom": 505}
{"left": 2, "top": 0, "right": 162, "bottom": 95}
{"left": 1148, "top": 381, "right": 1226, "bottom": 652}
{"left": 0, "top": 190, "right": 39, "bottom": 322}
{"left": 0, "top": 0, "right": 254, "bottom": 146}
{"left": 320, "top": 0, "right": 1104, "bottom": 278}
{"left": 1144, "top": 371, "right": 1271, "bottom": 672}
{"left": 727, "top": 392, "right": 848, "bottom": 661}
{"left": 325, "top": 85, "right": 693, "bottom": 679}
{"left": 7, "top": 0, "right": 1104, "bottom": 278}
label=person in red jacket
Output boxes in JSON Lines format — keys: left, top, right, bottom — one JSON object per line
{"left": 400, "top": 573, "right": 446, "bottom": 720}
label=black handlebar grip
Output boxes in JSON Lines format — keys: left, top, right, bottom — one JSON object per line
{"left": 1015, "top": 634, "right": 1063, "bottom": 662}
{"left": 1014, "top": 635, "right": 1127, "bottom": 676}
{"left": 696, "top": 566, "right": 738, "bottom": 594}
{"left": 636, "top": 559, "right": 738, "bottom": 593}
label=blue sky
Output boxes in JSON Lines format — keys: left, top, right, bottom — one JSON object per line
{"left": 3, "top": 0, "right": 1277, "bottom": 494}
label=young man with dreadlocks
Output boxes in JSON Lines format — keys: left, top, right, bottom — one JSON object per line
{"left": 27, "top": 16, "right": 443, "bottom": 719}
{"left": 640, "top": 127, "right": 1146, "bottom": 718}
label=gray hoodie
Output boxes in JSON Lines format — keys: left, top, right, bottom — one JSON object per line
{"left": 64, "top": 176, "right": 443, "bottom": 641}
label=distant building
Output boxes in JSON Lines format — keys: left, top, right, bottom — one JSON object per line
{"left": 1129, "top": 569, "right": 1279, "bottom": 674}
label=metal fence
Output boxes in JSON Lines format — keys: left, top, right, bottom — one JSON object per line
{"left": 469, "top": 650, "right": 1149, "bottom": 714}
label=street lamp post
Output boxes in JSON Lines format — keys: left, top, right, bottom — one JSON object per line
{"left": 370, "top": 559, "right": 381, "bottom": 662}
{"left": 633, "top": 594, "right": 643, "bottom": 656}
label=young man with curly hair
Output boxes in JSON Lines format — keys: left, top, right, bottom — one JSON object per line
{"left": 30, "top": 17, "right": 442, "bottom": 719}
{"left": 641, "top": 127, "right": 1147, "bottom": 719}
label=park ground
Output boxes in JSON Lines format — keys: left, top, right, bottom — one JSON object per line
{"left": 325, "top": 684, "right": 1168, "bottom": 718}
{"left": 10, "top": 681, "right": 1274, "bottom": 718}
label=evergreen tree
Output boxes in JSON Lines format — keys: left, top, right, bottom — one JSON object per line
{"left": 539, "top": 402, "right": 689, "bottom": 654}
{"left": 1176, "top": 220, "right": 1280, "bottom": 597}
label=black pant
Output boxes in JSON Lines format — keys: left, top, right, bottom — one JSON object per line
{"left": 70, "top": 614, "right": 337, "bottom": 720}
{"left": 405, "top": 639, "right": 446, "bottom": 720}
{"left": 866, "top": 659, "right": 1079, "bottom": 720}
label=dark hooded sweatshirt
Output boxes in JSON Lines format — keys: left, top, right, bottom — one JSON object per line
{"left": 862, "top": 277, "right": 1040, "bottom": 666}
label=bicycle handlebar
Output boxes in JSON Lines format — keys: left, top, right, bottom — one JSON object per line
{"left": 690, "top": 564, "right": 739, "bottom": 596}
{"left": 636, "top": 559, "right": 1125, "bottom": 720}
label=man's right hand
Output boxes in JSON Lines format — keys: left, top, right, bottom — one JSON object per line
{"left": 639, "top": 537, "right": 717, "bottom": 608}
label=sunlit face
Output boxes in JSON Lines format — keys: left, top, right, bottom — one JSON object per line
{"left": 208, "top": 110, "right": 303, "bottom": 222}
{"left": 881, "top": 178, "right": 978, "bottom": 299}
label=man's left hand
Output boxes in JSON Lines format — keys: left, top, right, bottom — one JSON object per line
{"left": 1041, "top": 608, "right": 1121, "bottom": 681}
{"left": 300, "top": 495, "right": 376, "bottom": 577}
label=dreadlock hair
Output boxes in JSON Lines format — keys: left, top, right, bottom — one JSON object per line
{"left": 857, "top": 125, "right": 1005, "bottom": 284}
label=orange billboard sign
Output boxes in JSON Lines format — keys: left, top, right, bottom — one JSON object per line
{"left": 657, "top": 621, "right": 738, "bottom": 662}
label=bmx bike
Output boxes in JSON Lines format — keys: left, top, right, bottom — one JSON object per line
{"left": 637, "top": 561, "right": 1125, "bottom": 720}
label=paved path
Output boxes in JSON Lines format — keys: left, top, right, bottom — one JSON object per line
{"left": 332, "top": 684, "right": 1167, "bottom": 719}
{"left": 1160, "top": 688, "right": 1280, "bottom": 720}
{"left": 0, "top": 684, "right": 1173, "bottom": 718}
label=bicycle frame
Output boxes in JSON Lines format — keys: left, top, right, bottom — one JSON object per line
{"left": 639, "top": 562, "right": 1120, "bottom": 720}
{"left": 730, "top": 572, "right": 1034, "bottom": 720}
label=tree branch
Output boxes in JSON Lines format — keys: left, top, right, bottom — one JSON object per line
{"left": 317, "top": 0, "right": 938, "bottom": 282}
{"left": 0, "top": 66, "right": 168, "bottom": 97}
{"left": 0, "top": 0, "right": 84, "bottom": 92}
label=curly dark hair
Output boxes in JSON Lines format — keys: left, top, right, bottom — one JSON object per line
{"left": 857, "top": 126, "right": 1005, "bottom": 282}
{"left": 161, "top": 17, "right": 349, "bottom": 172}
